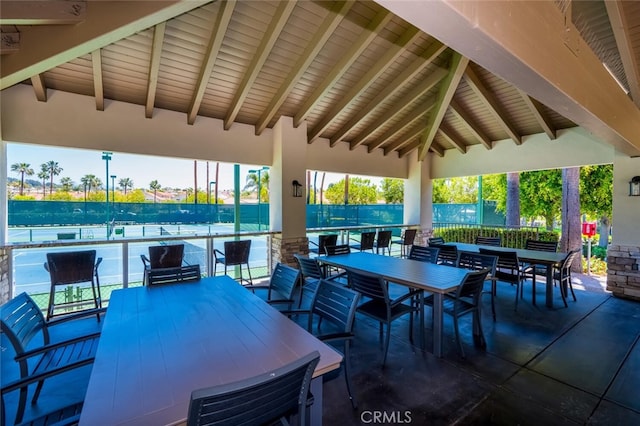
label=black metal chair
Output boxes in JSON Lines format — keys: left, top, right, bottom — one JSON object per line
{"left": 347, "top": 269, "right": 422, "bottom": 367}
{"left": 246, "top": 263, "right": 301, "bottom": 311}
{"left": 374, "top": 230, "right": 393, "bottom": 255}
{"left": 0, "top": 293, "right": 101, "bottom": 425}
{"left": 428, "top": 236, "right": 445, "bottom": 245}
{"left": 349, "top": 231, "right": 376, "bottom": 252}
{"left": 479, "top": 248, "right": 527, "bottom": 309}
{"left": 522, "top": 239, "right": 558, "bottom": 290}
{"left": 408, "top": 245, "right": 439, "bottom": 263}
{"left": 554, "top": 248, "right": 582, "bottom": 307}
{"left": 428, "top": 243, "right": 458, "bottom": 266}
{"left": 309, "top": 234, "right": 338, "bottom": 257}
{"left": 424, "top": 269, "right": 491, "bottom": 358}
{"left": 475, "top": 236, "right": 501, "bottom": 246}
{"left": 323, "top": 244, "right": 351, "bottom": 280}
{"left": 457, "top": 251, "right": 498, "bottom": 320}
{"left": 392, "top": 228, "right": 417, "bottom": 258}
{"left": 44, "top": 250, "right": 103, "bottom": 321}
{"left": 146, "top": 264, "right": 201, "bottom": 286}
{"left": 213, "top": 240, "right": 252, "bottom": 285}
{"left": 140, "top": 244, "right": 185, "bottom": 285}
{"left": 294, "top": 254, "right": 325, "bottom": 308}
{"left": 186, "top": 351, "right": 320, "bottom": 426}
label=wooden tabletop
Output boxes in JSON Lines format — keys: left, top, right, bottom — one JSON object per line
{"left": 318, "top": 252, "right": 469, "bottom": 293}
{"left": 80, "top": 276, "right": 342, "bottom": 426}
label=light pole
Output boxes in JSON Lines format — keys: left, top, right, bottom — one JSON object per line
{"left": 248, "top": 167, "right": 268, "bottom": 231}
{"left": 102, "top": 152, "right": 112, "bottom": 239}
{"left": 111, "top": 175, "right": 116, "bottom": 203}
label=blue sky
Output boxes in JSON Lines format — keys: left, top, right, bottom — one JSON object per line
{"left": 6, "top": 142, "right": 372, "bottom": 191}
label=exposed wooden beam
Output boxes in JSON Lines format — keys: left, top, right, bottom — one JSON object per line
{"left": 382, "top": 123, "right": 425, "bottom": 156}
{"left": 438, "top": 126, "right": 466, "bottom": 154}
{"left": 308, "top": 25, "right": 421, "bottom": 143}
{"left": 518, "top": 89, "right": 556, "bottom": 140}
{"left": 30, "top": 74, "right": 46, "bottom": 102}
{"left": 293, "top": 8, "right": 392, "bottom": 128}
{"left": 0, "top": 1, "right": 86, "bottom": 25}
{"left": 372, "top": 95, "right": 436, "bottom": 153}
{"left": 91, "top": 49, "right": 104, "bottom": 111}
{"left": 255, "top": 1, "right": 352, "bottom": 136}
{"left": 449, "top": 99, "right": 492, "bottom": 149}
{"left": 0, "top": 32, "right": 20, "bottom": 54}
{"left": 417, "top": 52, "right": 468, "bottom": 161}
{"left": 605, "top": 1, "right": 640, "bottom": 108}
{"left": 145, "top": 22, "right": 166, "bottom": 119}
{"left": 376, "top": 0, "right": 640, "bottom": 155}
{"left": 352, "top": 67, "right": 447, "bottom": 151}
{"left": 464, "top": 64, "right": 521, "bottom": 145}
{"left": 0, "top": 1, "right": 212, "bottom": 90}
{"left": 334, "top": 41, "right": 446, "bottom": 148}
{"left": 224, "top": 1, "right": 296, "bottom": 130}
{"left": 188, "top": 0, "right": 236, "bottom": 125}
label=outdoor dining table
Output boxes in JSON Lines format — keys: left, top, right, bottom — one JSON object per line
{"left": 79, "top": 275, "right": 342, "bottom": 426}
{"left": 448, "top": 243, "right": 567, "bottom": 308}
{"left": 317, "top": 252, "right": 472, "bottom": 358}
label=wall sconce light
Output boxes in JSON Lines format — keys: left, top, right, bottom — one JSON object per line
{"left": 630, "top": 176, "right": 640, "bottom": 197}
{"left": 292, "top": 180, "right": 303, "bottom": 198}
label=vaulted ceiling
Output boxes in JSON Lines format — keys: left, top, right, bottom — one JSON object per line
{"left": 1, "top": 0, "right": 639, "bottom": 160}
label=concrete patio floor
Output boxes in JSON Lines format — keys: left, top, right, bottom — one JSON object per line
{"left": 2, "top": 272, "right": 639, "bottom": 425}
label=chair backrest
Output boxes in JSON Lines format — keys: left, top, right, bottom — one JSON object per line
{"left": 457, "top": 251, "right": 497, "bottom": 276}
{"left": 456, "top": 269, "right": 491, "bottom": 301}
{"left": 269, "top": 263, "right": 301, "bottom": 301}
{"left": 525, "top": 239, "right": 558, "bottom": 252}
{"left": 45, "top": 250, "right": 98, "bottom": 285}
{"left": 559, "top": 248, "right": 582, "bottom": 275}
{"left": 147, "top": 265, "right": 201, "bottom": 286}
{"left": 408, "top": 245, "right": 439, "bottom": 263}
{"left": 324, "top": 244, "right": 351, "bottom": 256}
{"left": 400, "top": 229, "right": 417, "bottom": 245}
{"left": 428, "top": 236, "right": 445, "bottom": 245}
{"left": 478, "top": 248, "right": 520, "bottom": 271}
{"left": 375, "top": 230, "right": 392, "bottom": 249}
{"left": 429, "top": 243, "right": 458, "bottom": 265}
{"left": 475, "top": 236, "right": 501, "bottom": 247}
{"left": 223, "top": 240, "right": 252, "bottom": 265}
{"left": 148, "top": 244, "right": 184, "bottom": 268}
{"left": 0, "top": 293, "right": 48, "bottom": 357}
{"left": 357, "top": 231, "right": 376, "bottom": 251}
{"left": 317, "top": 234, "right": 338, "bottom": 253}
{"left": 187, "top": 351, "right": 320, "bottom": 426}
{"left": 347, "top": 269, "right": 387, "bottom": 303}
{"left": 309, "top": 280, "right": 360, "bottom": 336}
{"left": 294, "top": 254, "right": 325, "bottom": 280}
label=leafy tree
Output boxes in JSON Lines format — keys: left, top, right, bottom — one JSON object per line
{"left": 519, "top": 169, "right": 562, "bottom": 230}
{"left": 482, "top": 174, "right": 506, "bottom": 211}
{"left": 380, "top": 178, "right": 404, "bottom": 204}
{"left": 80, "top": 174, "right": 101, "bottom": 196}
{"left": 324, "top": 177, "right": 377, "bottom": 204}
{"left": 43, "top": 160, "right": 62, "bottom": 197}
{"left": 505, "top": 172, "right": 520, "bottom": 226}
{"left": 50, "top": 191, "right": 73, "bottom": 201}
{"left": 149, "top": 180, "right": 162, "bottom": 203}
{"left": 119, "top": 177, "right": 134, "bottom": 195}
{"left": 10, "top": 162, "right": 34, "bottom": 195}
{"left": 37, "top": 167, "right": 48, "bottom": 199}
{"left": 125, "top": 189, "right": 146, "bottom": 203}
{"left": 580, "top": 164, "right": 612, "bottom": 247}
{"left": 432, "top": 176, "right": 478, "bottom": 203}
{"left": 561, "top": 167, "right": 582, "bottom": 272}
{"left": 60, "top": 177, "right": 74, "bottom": 192}
{"left": 244, "top": 170, "right": 269, "bottom": 202}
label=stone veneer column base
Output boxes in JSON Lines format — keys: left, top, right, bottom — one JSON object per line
{"left": 270, "top": 235, "right": 309, "bottom": 269}
{"left": 0, "top": 247, "right": 9, "bottom": 304}
{"left": 607, "top": 244, "right": 640, "bottom": 301}
{"left": 414, "top": 228, "right": 434, "bottom": 246}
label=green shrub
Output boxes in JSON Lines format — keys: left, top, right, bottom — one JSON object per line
{"left": 435, "top": 227, "right": 558, "bottom": 249}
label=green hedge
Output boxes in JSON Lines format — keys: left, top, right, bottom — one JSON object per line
{"left": 435, "top": 227, "right": 558, "bottom": 249}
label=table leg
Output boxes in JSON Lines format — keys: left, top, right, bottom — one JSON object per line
{"left": 545, "top": 264, "right": 553, "bottom": 308}
{"left": 433, "top": 293, "right": 443, "bottom": 357}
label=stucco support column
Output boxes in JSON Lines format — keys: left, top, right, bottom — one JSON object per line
{"left": 270, "top": 116, "right": 308, "bottom": 268}
{"left": 405, "top": 150, "right": 433, "bottom": 245}
{"left": 0, "top": 136, "right": 10, "bottom": 303}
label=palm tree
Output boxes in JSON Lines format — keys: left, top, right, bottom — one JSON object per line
{"left": 244, "top": 170, "right": 270, "bottom": 202}
{"left": 60, "top": 177, "right": 73, "bottom": 192}
{"left": 119, "top": 177, "right": 133, "bottom": 195}
{"left": 149, "top": 180, "right": 161, "bottom": 203}
{"left": 10, "top": 162, "right": 34, "bottom": 195}
{"left": 37, "top": 167, "right": 48, "bottom": 199}
{"left": 80, "top": 174, "right": 100, "bottom": 195}
{"left": 43, "top": 160, "right": 63, "bottom": 197}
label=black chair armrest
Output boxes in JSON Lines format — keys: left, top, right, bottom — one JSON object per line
{"left": 46, "top": 307, "right": 107, "bottom": 326}
{"left": 213, "top": 248, "right": 225, "bottom": 259}
{"left": 390, "top": 288, "right": 422, "bottom": 307}
{"left": 243, "top": 284, "right": 269, "bottom": 291}
{"left": 318, "top": 332, "right": 354, "bottom": 343}
{"left": 16, "top": 332, "right": 101, "bottom": 362}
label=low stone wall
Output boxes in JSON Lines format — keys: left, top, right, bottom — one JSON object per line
{"left": 607, "top": 244, "right": 640, "bottom": 300}
{"left": 0, "top": 247, "right": 9, "bottom": 304}
{"left": 270, "top": 235, "right": 309, "bottom": 269}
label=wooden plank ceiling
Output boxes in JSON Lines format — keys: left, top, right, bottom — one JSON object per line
{"left": 1, "top": 0, "right": 638, "bottom": 159}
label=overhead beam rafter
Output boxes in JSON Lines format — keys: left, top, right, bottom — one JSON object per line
{"left": 437, "top": 126, "right": 466, "bottom": 154}
{"left": 308, "top": 25, "right": 421, "bottom": 143}
{"left": 145, "top": 22, "right": 166, "bottom": 119}
{"left": 91, "top": 49, "right": 104, "bottom": 111}
{"left": 224, "top": 0, "right": 296, "bottom": 130}
{"left": 0, "top": 31, "right": 20, "bottom": 54}
{"left": 0, "top": 1, "right": 86, "bottom": 25}
{"left": 0, "top": 0, "right": 211, "bottom": 90}
{"left": 385, "top": 126, "right": 423, "bottom": 156}
{"left": 417, "top": 52, "right": 468, "bottom": 161}
{"left": 449, "top": 99, "right": 492, "bottom": 149}
{"left": 255, "top": 1, "right": 353, "bottom": 135}
{"left": 188, "top": 0, "right": 236, "bottom": 125}
{"left": 30, "top": 74, "right": 46, "bottom": 102}
{"left": 518, "top": 89, "right": 556, "bottom": 139}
